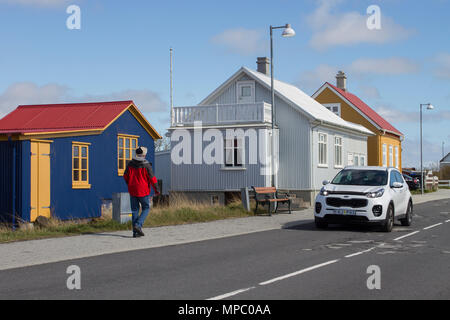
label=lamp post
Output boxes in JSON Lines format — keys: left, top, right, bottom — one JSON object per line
{"left": 420, "top": 103, "right": 434, "bottom": 195}
{"left": 270, "top": 23, "right": 295, "bottom": 187}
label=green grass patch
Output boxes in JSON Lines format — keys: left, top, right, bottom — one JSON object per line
{"left": 410, "top": 189, "right": 438, "bottom": 195}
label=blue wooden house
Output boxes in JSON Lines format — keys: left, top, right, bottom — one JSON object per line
{"left": 0, "top": 101, "right": 161, "bottom": 223}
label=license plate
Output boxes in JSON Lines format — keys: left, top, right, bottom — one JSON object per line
{"left": 334, "top": 209, "right": 356, "bottom": 216}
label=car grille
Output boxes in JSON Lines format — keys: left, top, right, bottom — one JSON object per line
{"left": 326, "top": 197, "right": 368, "bottom": 208}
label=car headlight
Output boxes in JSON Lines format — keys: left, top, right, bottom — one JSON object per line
{"left": 320, "top": 187, "right": 329, "bottom": 196}
{"left": 366, "top": 188, "right": 385, "bottom": 198}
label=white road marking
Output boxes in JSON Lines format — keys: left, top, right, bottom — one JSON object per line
{"left": 344, "top": 247, "right": 376, "bottom": 258}
{"left": 259, "top": 260, "right": 339, "bottom": 286}
{"left": 445, "top": 219, "right": 450, "bottom": 223}
{"left": 423, "top": 223, "right": 443, "bottom": 230}
{"left": 394, "top": 231, "right": 420, "bottom": 241}
{"left": 207, "top": 287, "right": 256, "bottom": 300}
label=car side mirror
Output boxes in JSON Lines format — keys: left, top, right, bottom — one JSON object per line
{"left": 322, "top": 180, "right": 330, "bottom": 186}
{"left": 392, "top": 182, "right": 403, "bottom": 188}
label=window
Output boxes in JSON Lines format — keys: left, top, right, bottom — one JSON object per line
{"left": 347, "top": 153, "right": 354, "bottom": 166}
{"left": 382, "top": 144, "right": 387, "bottom": 167}
{"left": 360, "top": 155, "right": 366, "bottom": 166}
{"left": 118, "top": 135, "right": 139, "bottom": 176}
{"left": 395, "top": 146, "right": 399, "bottom": 169}
{"left": 318, "top": 133, "right": 327, "bottom": 166}
{"left": 390, "top": 170, "right": 404, "bottom": 187}
{"left": 323, "top": 103, "right": 341, "bottom": 117}
{"left": 354, "top": 155, "right": 359, "bottom": 166}
{"left": 236, "top": 81, "right": 255, "bottom": 104}
{"left": 334, "top": 137, "right": 343, "bottom": 167}
{"left": 389, "top": 145, "right": 394, "bottom": 167}
{"left": 72, "top": 142, "right": 91, "bottom": 189}
{"left": 224, "top": 138, "right": 243, "bottom": 167}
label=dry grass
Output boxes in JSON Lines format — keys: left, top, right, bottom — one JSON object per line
{"left": 0, "top": 195, "right": 258, "bottom": 243}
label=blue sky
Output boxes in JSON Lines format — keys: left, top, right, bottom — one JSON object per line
{"left": 0, "top": 0, "right": 449, "bottom": 167}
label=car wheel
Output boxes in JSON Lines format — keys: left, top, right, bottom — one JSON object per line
{"left": 400, "top": 201, "right": 413, "bottom": 226}
{"left": 315, "top": 218, "right": 328, "bottom": 229}
{"left": 382, "top": 204, "right": 394, "bottom": 232}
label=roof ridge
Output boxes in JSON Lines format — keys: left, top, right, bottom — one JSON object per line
{"left": 18, "top": 100, "right": 133, "bottom": 108}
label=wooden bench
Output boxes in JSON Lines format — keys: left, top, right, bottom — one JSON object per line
{"left": 252, "top": 187, "right": 292, "bottom": 216}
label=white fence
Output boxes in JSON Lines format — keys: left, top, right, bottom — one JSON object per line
{"left": 438, "top": 180, "right": 450, "bottom": 187}
{"left": 173, "top": 102, "right": 272, "bottom": 126}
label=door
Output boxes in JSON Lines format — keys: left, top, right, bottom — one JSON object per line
{"left": 30, "top": 141, "right": 52, "bottom": 222}
{"left": 389, "top": 170, "right": 407, "bottom": 217}
{"left": 394, "top": 171, "right": 408, "bottom": 214}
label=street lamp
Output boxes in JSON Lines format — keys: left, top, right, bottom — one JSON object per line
{"left": 420, "top": 103, "right": 434, "bottom": 195}
{"left": 270, "top": 23, "right": 295, "bottom": 187}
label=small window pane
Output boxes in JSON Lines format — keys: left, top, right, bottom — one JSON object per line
{"left": 119, "top": 159, "right": 124, "bottom": 169}
{"left": 125, "top": 139, "right": 130, "bottom": 148}
{"left": 126, "top": 149, "right": 130, "bottom": 159}
{"left": 73, "top": 158, "right": 79, "bottom": 169}
{"left": 81, "top": 147, "right": 87, "bottom": 158}
{"left": 73, "top": 146, "right": 79, "bottom": 157}
{"left": 241, "top": 86, "right": 251, "bottom": 97}
{"left": 119, "top": 138, "right": 123, "bottom": 147}
{"left": 82, "top": 159, "right": 87, "bottom": 170}
{"left": 119, "top": 148, "right": 124, "bottom": 159}
{"left": 81, "top": 171, "right": 87, "bottom": 181}
{"left": 132, "top": 139, "right": 137, "bottom": 148}
{"left": 73, "top": 170, "right": 79, "bottom": 181}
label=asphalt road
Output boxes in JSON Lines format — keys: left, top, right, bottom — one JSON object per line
{"left": 0, "top": 199, "right": 449, "bottom": 300}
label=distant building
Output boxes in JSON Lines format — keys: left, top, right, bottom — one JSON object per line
{"left": 0, "top": 101, "right": 161, "bottom": 223}
{"left": 440, "top": 152, "right": 450, "bottom": 179}
{"left": 313, "top": 72, "right": 404, "bottom": 171}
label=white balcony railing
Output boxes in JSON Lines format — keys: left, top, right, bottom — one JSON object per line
{"left": 172, "top": 102, "right": 272, "bottom": 126}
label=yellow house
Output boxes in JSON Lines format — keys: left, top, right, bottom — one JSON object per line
{"left": 312, "top": 71, "right": 404, "bottom": 171}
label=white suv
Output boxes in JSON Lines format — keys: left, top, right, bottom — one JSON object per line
{"left": 314, "top": 167, "right": 413, "bottom": 232}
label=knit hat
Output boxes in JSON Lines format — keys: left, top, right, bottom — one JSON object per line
{"left": 135, "top": 146, "right": 147, "bottom": 159}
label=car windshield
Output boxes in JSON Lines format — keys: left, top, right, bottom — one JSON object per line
{"left": 331, "top": 169, "right": 388, "bottom": 186}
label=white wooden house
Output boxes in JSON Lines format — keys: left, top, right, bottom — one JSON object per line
{"left": 164, "top": 59, "right": 374, "bottom": 206}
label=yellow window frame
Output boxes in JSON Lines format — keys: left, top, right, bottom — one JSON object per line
{"left": 72, "top": 142, "right": 91, "bottom": 189}
{"left": 118, "top": 134, "right": 139, "bottom": 176}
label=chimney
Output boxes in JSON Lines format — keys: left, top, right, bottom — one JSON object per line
{"left": 336, "top": 71, "right": 347, "bottom": 91}
{"left": 257, "top": 57, "right": 270, "bottom": 76}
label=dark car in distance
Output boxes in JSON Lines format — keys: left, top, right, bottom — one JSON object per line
{"left": 403, "top": 174, "right": 420, "bottom": 190}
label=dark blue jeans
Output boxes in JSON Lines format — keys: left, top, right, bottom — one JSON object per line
{"left": 130, "top": 196, "right": 150, "bottom": 229}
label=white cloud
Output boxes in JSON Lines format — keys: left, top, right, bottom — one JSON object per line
{"left": 376, "top": 105, "right": 450, "bottom": 124}
{"left": 0, "top": 82, "right": 167, "bottom": 118}
{"left": 307, "top": 0, "right": 413, "bottom": 50}
{"left": 211, "top": 28, "right": 266, "bottom": 56}
{"left": 358, "top": 85, "right": 381, "bottom": 99}
{"left": 0, "top": 0, "right": 71, "bottom": 7}
{"left": 298, "top": 57, "right": 419, "bottom": 92}
{"left": 434, "top": 53, "right": 450, "bottom": 79}
{"left": 298, "top": 64, "right": 339, "bottom": 92}
{"left": 349, "top": 57, "right": 420, "bottom": 75}
{"left": 0, "top": 82, "right": 69, "bottom": 117}
{"left": 402, "top": 137, "right": 444, "bottom": 168}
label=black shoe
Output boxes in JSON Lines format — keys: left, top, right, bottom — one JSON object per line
{"left": 133, "top": 226, "right": 145, "bottom": 237}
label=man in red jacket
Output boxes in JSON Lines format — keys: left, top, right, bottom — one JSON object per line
{"left": 123, "top": 146, "right": 160, "bottom": 238}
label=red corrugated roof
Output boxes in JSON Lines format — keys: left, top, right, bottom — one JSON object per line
{"left": 324, "top": 82, "right": 403, "bottom": 137}
{"left": 0, "top": 101, "right": 134, "bottom": 134}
